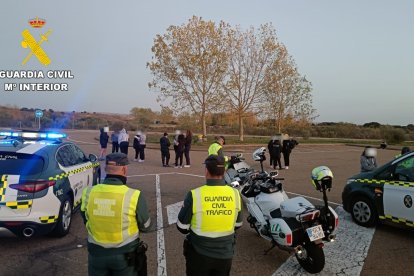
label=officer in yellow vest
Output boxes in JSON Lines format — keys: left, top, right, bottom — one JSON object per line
{"left": 81, "top": 153, "right": 151, "bottom": 276}
{"left": 177, "top": 155, "right": 243, "bottom": 276}
{"left": 208, "top": 136, "right": 225, "bottom": 156}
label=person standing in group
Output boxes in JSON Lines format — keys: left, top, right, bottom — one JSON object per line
{"left": 160, "top": 132, "right": 171, "bottom": 167}
{"left": 81, "top": 153, "right": 151, "bottom": 276}
{"left": 270, "top": 139, "right": 283, "bottom": 170}
{"left": 111, "top": 130, "right": 119, "bottom": 153}
{"left": 184, "top": 130, "right": 193, "bottom": 168}
{"left": 360, "top": 146, "right": 378, "bottom": 173}
{"left": 175, "top": 131, "right": 186, "bottom": 168}
{"left": 133, "top": 131, "right": 141, "bottom": 162}
{"left": 138, "top": 131, "right": 146, "bottom": 163}
{"left": 118, "top": 128, "right": 130, "bottom": 155}
{"left": 173, "top": 130, "right": 181, "bottom": 165}
{"left": 282, "top": 136, "right": 293, "bottom": 170}
{"left": 99, "top": 127, "right": 109, "bottom": 161}
{"left": 177, "top": 155, "right": 243, "bottom": 276}
{"left": 267, "top": 136, "right": 276, "bottom": 168}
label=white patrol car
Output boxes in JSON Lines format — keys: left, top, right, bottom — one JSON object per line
{"left": 342, "top": 150, "right": 414, "bottom": 229}
{"left": 0, "top": 130, "right": 100, "bottom": 237}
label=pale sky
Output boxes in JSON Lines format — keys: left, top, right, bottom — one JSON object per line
{"left": 0, "top": 0, "right": 413, "bottom": 125}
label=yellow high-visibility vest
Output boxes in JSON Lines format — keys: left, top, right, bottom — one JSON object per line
{"left": 208, "top": 143, "right": 222, "bottom": 156}
{"left": 191, "top": 185, "right": 241, "bottom": 238}
{"left": 81, "top": 184, "right": 140, "bottom": 248}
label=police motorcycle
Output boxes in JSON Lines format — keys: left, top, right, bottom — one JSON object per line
{"left": 224, "top": 153, "right": 252, "bottom": 185}
{"left": 231, "top": 147, "right": 339, "bottom": 274}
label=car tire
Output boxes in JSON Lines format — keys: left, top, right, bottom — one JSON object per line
{"left": 51, "top": 195, "right": 73, "bottom": 237}
{"left": 350, "top": 196, "right": 377, "bottom": 227}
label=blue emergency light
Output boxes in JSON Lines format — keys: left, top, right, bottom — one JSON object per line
{"left": 0, "top": 130, "right": 67, "bottom": 140}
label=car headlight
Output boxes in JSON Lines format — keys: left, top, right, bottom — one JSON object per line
{"left": 346, "top": 178, "right": 355, "bottom": 185}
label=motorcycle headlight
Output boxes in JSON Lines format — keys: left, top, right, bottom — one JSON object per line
{"left": 346, "top": 178, "right": 355, "bottom": 185}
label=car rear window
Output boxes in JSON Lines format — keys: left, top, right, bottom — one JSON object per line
{"left": 0, "top": 152, "right": 45, "bottom": 175}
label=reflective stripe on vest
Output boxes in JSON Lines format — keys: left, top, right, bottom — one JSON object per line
{"left": 191, "top": 185, "right": 241, "bottom": 238}
{"left": 81, "top": 184, "right": 140, "bottom": 248}
{"left": 208, "top": 143, "right": 222, "bottom": 156}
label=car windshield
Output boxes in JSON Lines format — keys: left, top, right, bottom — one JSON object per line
{"left": 0, "top": 152, "right": 45, "bottom": 175}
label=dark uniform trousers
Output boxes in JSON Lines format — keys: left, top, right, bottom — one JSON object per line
{"left": 183, "top": 240, "right": 232, "bottom": 276}
{"left": 89, "top": 253, "right": 135, "bottom": 276}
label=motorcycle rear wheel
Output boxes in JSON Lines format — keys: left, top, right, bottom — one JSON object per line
{"left": 295, "top": 243, "right": 325, "bottom": 274}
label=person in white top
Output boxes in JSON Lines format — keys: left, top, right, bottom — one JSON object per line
{"left": 118, "top": 128, "right": 130, "bottom": 155}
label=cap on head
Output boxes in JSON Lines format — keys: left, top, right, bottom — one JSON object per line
{"left": 204, "top": 154, "right": 225, "bottom": 176}
{"left": 106, "top": 153, "right": 129, "bottom": 166}
{"left": 164, "top": 132, "right": 168, "bottom": 136}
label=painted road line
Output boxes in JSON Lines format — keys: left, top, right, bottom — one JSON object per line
{"left": 166, "top": 201, "right": 183, "bottom": 225}
{"left": 156, "top": 174, "right": 167, "bottom": 276}
{"left": 273, "top": 206, "right": 375, "bottom": 276}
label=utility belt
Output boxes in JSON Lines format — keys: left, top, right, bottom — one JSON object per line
{"left": 125, "top": 240, "right": 148, "bottom": 276}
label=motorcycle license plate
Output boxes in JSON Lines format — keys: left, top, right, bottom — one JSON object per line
{"left": 306, "top": 225, "right": 325, "bottom": 242}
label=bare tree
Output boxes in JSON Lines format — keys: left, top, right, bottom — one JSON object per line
{"left": 147, "top": 16, "right": 230, "bottom": 136}
{"left": 223, "top": 24, "right": 280, "bottom": 141}
{"left": 262, "top": 45, "right": 316, "bottom": 133}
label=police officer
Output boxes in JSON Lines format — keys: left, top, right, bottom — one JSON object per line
{"left": 177, "top": 155, "right": 243, "bottom": 276}
{"left": 81, "top": 153, "right": 151, "bottom": 276}
{"left": 208, "top": 135, "right": 225, "bottom": 157}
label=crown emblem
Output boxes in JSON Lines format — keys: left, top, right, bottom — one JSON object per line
{"left": 28, "top": 17, "right": 46, "bottom": 28}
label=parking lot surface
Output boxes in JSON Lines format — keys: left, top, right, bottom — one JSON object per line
{"left": 1, "top": 130, "right": 413, "bottom": 276}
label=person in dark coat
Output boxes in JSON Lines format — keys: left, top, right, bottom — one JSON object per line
{"left": 111, "top": 131, "right": 119, "bottom": 153}
{"left": 267, "top": 136, "right": 277, "bottom": 168}
{"left": 282, "top": 139, "right": 292, "bottom": 170}
{"left": 99, "top": 127, "right": 109, "bottom": 161}
{"left": 175, "top": 132, "right": 186, "bottom": 168}
{"left": 270, "top": 139, "right": 282, "bottom": 170}
{"left": 184, "top": 130, "right": 193, "bottom": 168}
{"left": 160, "top": 132, "right": 171, "bottom": 167}
{"left": 133, "top": 132, "right": 141, "bottom": 162}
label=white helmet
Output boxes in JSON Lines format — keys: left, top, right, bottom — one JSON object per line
{"left": 252, "top": 147, "right": 266, "bottom": 161}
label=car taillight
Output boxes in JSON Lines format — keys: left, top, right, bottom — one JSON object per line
{"left": 10, "top": 180, "right": 55, "bottom": 193}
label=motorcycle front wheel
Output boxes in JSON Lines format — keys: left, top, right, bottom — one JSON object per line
{"left": 295, "top": 243, "right": 325, "bottom": 274}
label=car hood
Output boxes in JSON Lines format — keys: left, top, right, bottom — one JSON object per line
{"left": 348, "top": 171, "right": 375, "bottom": 180}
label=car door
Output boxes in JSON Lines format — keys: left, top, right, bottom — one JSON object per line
{"left": 383, "top": 154, "right": 414, "bottom": 224}
{"left": 56, "top": 144, "right": 90, "bottom": 208}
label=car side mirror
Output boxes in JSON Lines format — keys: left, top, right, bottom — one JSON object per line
{"left": 89, "top": 154, "right": 98, "bottom": 162}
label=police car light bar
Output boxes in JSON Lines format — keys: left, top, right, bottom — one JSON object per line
{"left": 0, "top": 130, "right": 67, "bottom": 140}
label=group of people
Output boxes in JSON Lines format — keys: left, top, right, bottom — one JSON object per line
{"left": 160, "top": 130, "right": 193, "bottom": 168}
{"left": 100, "top": 127, "right": 195, "bottom": 169}
{"left": 99, "top": 128, "right": 147, "bottom": 162}
{"left": 82, "top": 144, "right": 241, "bottom": 275}
{"left": 267, "top": 136, "right": 298, "bottom": 170}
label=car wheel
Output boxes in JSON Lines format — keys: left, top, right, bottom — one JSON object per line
{"left": 351, "top": 196, "right": 377, "bottom": 227}
{"left": 51, "top": 195, "right": 73, "bottom": 237}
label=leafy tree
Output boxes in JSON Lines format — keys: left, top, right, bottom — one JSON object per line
{"left": 223, "top": 24, "right": 279, "bottom": 141}
{"left": 148, "top": 16, "right": 230, "bottom": 137}
{"left": 130, "top": 107, "right": 157, "bottom": 128}
{"left": 261, "top": 45, "right": 316, "bottom": 133}
{"left": 158, "top": 106, "right": 176, "bottom": 124}
{"left": 363, "top": 122, "right": 381, "bottom": 128}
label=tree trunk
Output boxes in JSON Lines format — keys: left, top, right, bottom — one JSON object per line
{"left": 239, "top": 114, "right": 244, "bottom": 141}
{"left": 202, "top": 112, "right": 207, "bottom": 137}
